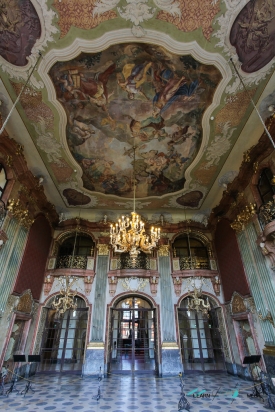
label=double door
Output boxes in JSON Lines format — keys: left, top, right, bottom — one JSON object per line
{"left": 178, "top": 308, "right": 225, "bottom": 373}
{"left": 109, "top": 305, "right": 158, "bottom": 374}
{"left": 40, "top": 307, "right": 88, "bottom": 373}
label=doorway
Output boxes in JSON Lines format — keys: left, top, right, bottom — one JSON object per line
{"left": 178, "top": 297, "right": 225, "bottom": 373}
{"left": 108, "top": 296, "right": 158, "bottom": 375}
{"left": 39, "top": 297, "right": 88, "bottom": 373}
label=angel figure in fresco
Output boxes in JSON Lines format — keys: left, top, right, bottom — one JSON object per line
{"left": 117, "top": 61, "right": 153, "bottom": 100}
{"left": 0, "top": 1, "right": 20, "bottom": 35}
{"left": 129, "top": 114, "right": 167, "bottom": 142}
{"left": 168, "top": 125, "right": 192, "bottom": 146}
{"left": 239, "top": 10, "right": 274, "bottom": 50}
{"left": 153, "top": 76, "right": 199, "bottom": 115}
{"left": 68, "top": 119, "right": 95, "bottom": 147}
{"left": 57, "top": 63, "right": 116, "bottom": 114}
{"left": 141, "top": 150, "right": 168, "bottom": 177}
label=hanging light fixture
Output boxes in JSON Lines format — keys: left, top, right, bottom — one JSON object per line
{"left": 52, "top": 276, "right": 78, "bottom": 315}
{"left": 110, "top": 143, "right": 161, "bottom": 266}
{"left": 52, "top": 222, "right": 79, "bottom": 315}
{"left": 184, "top": 215, "right": 211, "bottom": 317}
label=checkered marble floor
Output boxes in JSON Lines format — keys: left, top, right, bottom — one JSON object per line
{"left": 0, "top": 372, "right": 273, "bottom": 412}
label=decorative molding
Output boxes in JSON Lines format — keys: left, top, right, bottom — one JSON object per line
{"left": 108, "top": 275, "right": 118, "bottom": 296}
{"left": 149, "top": 259, "right": 157, "bottom": 271}
{"left": 86, "top": 257, "right": 95, "bottom": 270}
{"left": 34, "top": 307, "right": 47, "bottom": 354}
{"left": 16, "top": 290, "right": 34, "bottom": 314}
{"left": 0, "top": 0, "right": 59, "bottom": 88}
{"left": 172, "top": 276, "right": 182, "bottom": 296}
{"left": 110, "top": 258, "right": 118, "bottom": 270}
{"left": 120, "top": 277, "right": 149, "bottom": 292}
{"left": 84, "top": 275, "right": 94, "bottom": 295}
{"left": 158, "top": 245, "right": 170, "bottom": 257}
{"left": 172, "top": 258, "right": 180, "bottom": 271}
{"left": 97, "top": 244, "right": 109, "bottom": 256}
{"left": 216, "top": 307, "right": 231, "bottom": 360}
{"left": 231, "top": 294, "right": 247, "bottom": 314}
{"left": 47, "top": 257, "right": 56, "bottom": 270}
{"left": 211, "top": 276, "right": 221, "bottom": 296}
{"left": 149, "top": 275, "right": 159, "bottom": 296}
{"left": 44, "top": 274, "right": 54, "bottom": 296}
{"left": 93, "top": 0, "right": 181, "bottom": 37}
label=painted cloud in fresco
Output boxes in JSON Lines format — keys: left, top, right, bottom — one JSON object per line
{"left": 49, "top": 43, "right": 222, "bottom": 199}
{"left": 230, "top": 0, "right": 275, "bottom": 73}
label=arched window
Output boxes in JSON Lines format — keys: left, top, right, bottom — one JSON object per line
{"left": 257, "top": 168, "right": 275, "bottom": 204}
{"left": 0, "top": 163, "right": 7, "bottom": 199}
{"left": 57, "top": 234, "right": 95, "bottom": 269}
{"left": 173, "top": 234, "right": 209, "bottom": 270}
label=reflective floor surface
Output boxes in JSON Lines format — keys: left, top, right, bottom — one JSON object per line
{"left": 0, "top": 372, "right": 273, "bottom": 412}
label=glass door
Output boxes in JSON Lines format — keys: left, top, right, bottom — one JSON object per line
{"left": 39, "top": 297, "right": 88, "bottom": 373}
{"left": 178, "top": 303, "right": 225, "bottom": 373}
{"left": 109, "top": 297, "right": 157, "bottom": 375}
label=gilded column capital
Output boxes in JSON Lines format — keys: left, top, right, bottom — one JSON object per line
{"left": 97, "top": 243, "right": 109, "bottom": 256}
{"left": 158, "top": 245, "right": 170, "bottom": 256}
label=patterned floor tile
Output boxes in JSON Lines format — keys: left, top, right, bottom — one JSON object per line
{"left": 0, "top": 372, "right": 273, "bottom": 412}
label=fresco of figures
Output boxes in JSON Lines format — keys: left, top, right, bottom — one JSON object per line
{"left": 230, "top": 0, "right": 275, "bottom": 73}
{"left": 49, "top": 43, "right": 222, "bottom": 198}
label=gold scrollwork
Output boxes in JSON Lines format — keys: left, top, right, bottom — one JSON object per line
{"left": 158, "top": 245, "right": 169, "bottom": 256}
{"left": 7, "top": 198, "right": 34, "bottom": 229}
{"left": 243, "top": 149, "right": 251, "bottom": 163}
{"left": 232, "top": 294, "right": 246, "bottom": 314}
{"left": 6, "top": 155, "right": 13, "bottom": 167}
{"left": 230, "top": 203, "right": 256, "bottom": 233}
{"left": 15, "top": 144, "right": 24, "bottom": 156}
{"left": 97, "top": 243, "right": 109, "bottom": 255}
{"left": 17, "top": 291, "right": 33, "bottom": 314}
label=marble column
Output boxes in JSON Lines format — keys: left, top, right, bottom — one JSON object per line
{"left": 84, "top": 245, "right": 109, "bottom": 376}
{"left": 238, "top": 222, "right": 275, "bottom": 390}
{"left": 158, "top": 247, "right": 183, "bottom": 376}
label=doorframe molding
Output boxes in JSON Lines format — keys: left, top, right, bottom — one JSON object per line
{"left": 106, "top": 291, "right": 161, "bottom": 374}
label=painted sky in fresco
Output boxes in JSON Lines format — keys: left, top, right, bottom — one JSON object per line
{"left": 49, "top": 43, "right": 222, "bottom": 199}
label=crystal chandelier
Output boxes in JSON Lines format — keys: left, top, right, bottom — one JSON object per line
{"left": 52, "top": 276, "right": 78, "bottom": 315}
{"left": 187, "top": 287, "right": 210, "bottom": 316}
{"left": 110, "top": 144, "right": 160, "bottom": 266}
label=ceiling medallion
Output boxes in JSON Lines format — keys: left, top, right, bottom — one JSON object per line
{"left": 110, "top": 144, "right": 160, "bottom": 266}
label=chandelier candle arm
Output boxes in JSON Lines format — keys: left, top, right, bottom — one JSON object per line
{"left": 110, "top": 143, "right": 160, "bottom": 266}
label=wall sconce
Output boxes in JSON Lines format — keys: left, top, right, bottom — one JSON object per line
{"left": 0, "top": 239, "right": 4, "bottom": 250}
{"left": 258, "top": 309, "right": 275, "bottom": 328}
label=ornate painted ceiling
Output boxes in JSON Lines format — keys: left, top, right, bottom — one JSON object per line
{"left": 0, "top": 0, "right": 274, "bottom": 224}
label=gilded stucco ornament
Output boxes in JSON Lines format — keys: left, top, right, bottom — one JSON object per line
{"left": 97, "top": 243, "right": 109, "bottom": 255}
{"left": 231, "top": 294, "right": 246, "bottom": 314}
{"left": 17, "top": 290, "right": 34, "bottom": 314}
{"left": 158, "top": 245, "right": 169, "bottom": 256}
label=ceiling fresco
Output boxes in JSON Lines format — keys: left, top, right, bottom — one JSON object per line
{"left": 230, "top": 0, "right": 275, "bottom": 73}
{"left": 0, "top": 0, "right": 274, "bottom": 222}
{"left": 0, "top": 0, "right": 41, "bottom": 66}
{"left": 49, "top": 44, "right": 222, "bottom": 201}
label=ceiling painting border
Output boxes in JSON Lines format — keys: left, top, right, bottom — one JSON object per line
{"left": 37, "top": 29, "right": 231, "bottom": 204}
